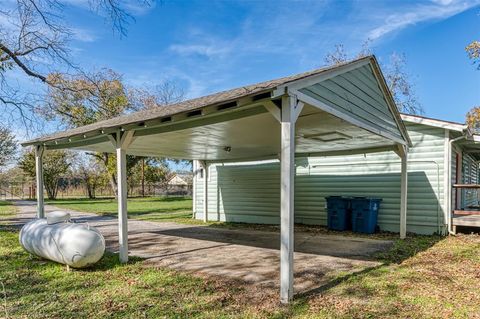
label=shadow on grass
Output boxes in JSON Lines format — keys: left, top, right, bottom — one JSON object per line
{"left": 296, "top": 264, "right": 386, "bottom": 299}
{"left": 96, "top": 209, "right": 191, "bottom": 218}
{"left": 81, "top": 252, "right": 144, "bottom": 272}
{"left": 374, "top": 234, "right": 443, "bottom": 264}
{"left": 0, "top": 200, "right": 13, "bottom": 207}
{"left": 295, "top": 233, "right": 444, "bottom": 303}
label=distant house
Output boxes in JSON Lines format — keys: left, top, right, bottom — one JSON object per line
{"left": 167, "top": 173, "right": 193, "bottom": 187}
{"left": 166, "top": 173, "right": 193, "bottom": 196}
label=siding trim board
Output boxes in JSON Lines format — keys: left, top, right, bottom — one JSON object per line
{"left": 443, "top": 130, "right": 450, "bottom": 225}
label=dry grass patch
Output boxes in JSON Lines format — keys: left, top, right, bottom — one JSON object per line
{"left": 300, "top": 235, "right": 480, "bottom": 319}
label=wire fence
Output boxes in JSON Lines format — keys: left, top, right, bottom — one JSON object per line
{"left": 0, "top": 181, "right": 192, "bottom": 200}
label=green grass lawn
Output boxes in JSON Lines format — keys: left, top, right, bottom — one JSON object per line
{"left": 1, "top": 224, "right": 479, "bottom": 318}
{"left": 46, "top": 196, "right": 195, "bottom": 224}
{"left": 0, "top": 200, "right": 16, "bottom": 219}
{"left": 0, "top": 228, "right": 265, "bottom": 319}
{"left": 5, "top": 199, "right": 480, "bottom": 317}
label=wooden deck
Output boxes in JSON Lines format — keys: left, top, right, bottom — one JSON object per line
{"left": 453, "top": 210, "right": 480, "bottom": 216}
{"left": 453, "top": 184, "right": 480, "bottom": 189}
{"left": 452, "top": 214, "right": 480, "bottom": 233}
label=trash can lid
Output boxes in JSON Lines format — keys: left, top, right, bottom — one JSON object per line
{"left": 325, "top": 196, "right": 343, "bottom": 199}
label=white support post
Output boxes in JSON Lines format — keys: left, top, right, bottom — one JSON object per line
{"left": 35, "top": 145, "right": 45, "bottom": 219}
{"left": 280, "top": 95, "right": 301, "bottom": 304}
{"left": 200, "top": 161, "right": 209, "bottom": 223}
{"left": 398, "top": 145, "right": 408, "bottom": 239}
{"left": 192, "top": 160, "right": 197, "bottom": 218}
{"left": 117, "top": 146, "right": 128, "bottom": 263}
{"left": 111, "top": 130, "right": 134, "bottom": 263}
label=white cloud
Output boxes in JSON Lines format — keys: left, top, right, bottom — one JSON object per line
{"left": 430, "top": 0, "right": 456, "bottom": 5}
{"left": 368, "top": 1, "right": 480, "bottom": 40}
{"left": 122, "top": 0, "right": 156, "bottom": 16}
{"left": 71, "top": 27, "right": 97, "bottom": 42}
{"left": 169, "top": 44, "right": 230, "bottom": 58}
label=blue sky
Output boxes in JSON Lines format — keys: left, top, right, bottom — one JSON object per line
{"left": 24, "top": 0, "right": 480, "bottom": 126}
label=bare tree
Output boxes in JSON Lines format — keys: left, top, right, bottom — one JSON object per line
{"left": 40, "top": 69, "right": 131, "bottom": 128}
{"left": 464, "top": 39, "right": 479, "bottom": 130}
{"left": 0, "top": 0, "right": 153, "bottom": 126}
{"left": 383, "top": 53, "right": 421, "bottom": 115}
{"left": 324, "top": 44, "right": 348, "bottom": 66}
{"left": 129, "top": 80, "right": 185, "bottom": 111}
{"left": 324, "top": 41, "right": 423, "bottom": 115}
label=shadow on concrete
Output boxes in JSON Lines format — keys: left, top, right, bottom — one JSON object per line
{"left": 124, "top": 225, "right": 392, "bottom": 260}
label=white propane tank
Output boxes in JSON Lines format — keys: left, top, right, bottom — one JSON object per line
{"left": 19, "top": 218, "right": 106, "bottom": 268}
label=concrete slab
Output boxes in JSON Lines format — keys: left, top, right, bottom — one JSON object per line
{"left": 8, "top": 200, "right": 392, "bottom": 295}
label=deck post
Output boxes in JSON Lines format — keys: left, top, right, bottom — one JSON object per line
{"left": 111, "top": 130, "right": 134, "bottom": 263}
{"left": 35, "top": 145, "right": 45, "bottom": 219}
{"left": 280, "top": 94, "right": 303, "bottom": 304}
{"left": 200, "top": 161, "right": 209, "bottom": 222}
{"left": 398, "top": 145, "right": 408, "bottom": 239}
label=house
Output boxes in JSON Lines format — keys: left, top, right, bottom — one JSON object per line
{"left": 166, "top": 172, "right": 193, "bottom": 195}
{"left": 192, "top": 113, "right": 480, "bottom": 235}
{"left": 167, "top": 173, "right": 193, "bottom": 187}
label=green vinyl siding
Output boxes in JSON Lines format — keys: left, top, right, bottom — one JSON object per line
{"left": 298, "top": 64, "right": 403, "bottom": 141}
{"left": 194, "top": 122, "right": 448, "bottom": 235}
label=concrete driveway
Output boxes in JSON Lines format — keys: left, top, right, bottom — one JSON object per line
{"left": 8, "top": 200, "right": 392, "bottom": 295}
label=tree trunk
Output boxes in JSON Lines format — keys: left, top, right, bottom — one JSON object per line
{"left": 100, "top": 152, "right": 118, "bottom": 198}
{"left": 141, "top": 158, "right": 145, "bottom": 197}
{"left": 45, "top": 180, "right": 57, "bottom": 200}
{"left": 86, "top": 182, "right": 94, "bottom": 199}
{"left": 108, "top": 171, "right": 118, "bottom": 198}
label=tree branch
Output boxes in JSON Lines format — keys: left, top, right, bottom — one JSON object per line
{"left": 0, "top": 41, "right": 47, "bottom": 82}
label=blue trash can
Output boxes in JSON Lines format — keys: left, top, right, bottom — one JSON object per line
{"left": 351, "top": 197, "right": 382, "bottom": 234}
{"left": 325, "top": 196, "right": 351, "bottom": 231}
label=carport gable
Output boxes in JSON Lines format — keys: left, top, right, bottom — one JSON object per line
{"left": 276, "top": 59, "right": 407, "bottom": 148}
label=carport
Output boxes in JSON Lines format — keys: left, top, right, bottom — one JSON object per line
{"left": 22, "top": 55, "right": 411, "bottom": 303}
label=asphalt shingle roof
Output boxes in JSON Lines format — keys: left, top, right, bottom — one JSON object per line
{"left": 23, "top": 56, "right": 373, "bottom": 146}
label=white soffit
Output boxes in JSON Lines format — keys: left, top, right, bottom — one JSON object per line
{"left": 400, "top": 114, "right": 467, "bottom": 132}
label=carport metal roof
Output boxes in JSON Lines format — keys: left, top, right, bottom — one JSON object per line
{"left": 25, "top": 55, "right": 411, "bottom": 304}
